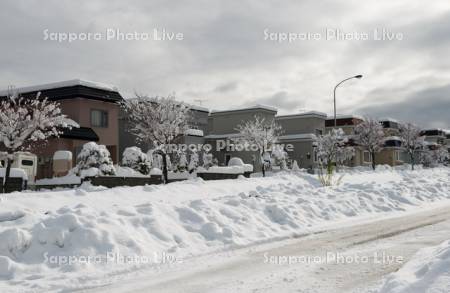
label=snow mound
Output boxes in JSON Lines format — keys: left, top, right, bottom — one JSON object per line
{"left": 379, "top": 239, "right": 450, "bottom": 293}
{"left": 1, "top": 168, "right": 450, "bottom": 292}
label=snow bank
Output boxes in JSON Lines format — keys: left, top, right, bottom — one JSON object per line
{"left": 1, "top": 168, "right": 450, "bottom": 292}
{"left": 379, "top": 239, "right": 450, "bottom": 293}
{"left": 197, "top": 166, "right": 244, "bottom": 174}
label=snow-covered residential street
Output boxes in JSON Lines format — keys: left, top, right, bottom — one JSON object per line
{"left": 1, "top": 167, "right": 450, "bottom": 292}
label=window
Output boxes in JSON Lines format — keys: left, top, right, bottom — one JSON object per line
{"left": 394, "top": 151, "right": 401, "bottom": 161}
{"left": 91, "top": 109, "right": 108, "bottom": 128}
{"left": 21, "top": 160, "right": 34, "bottom": 166}
{"left": 363, "top": 151, "right": 372, "bottom": 163}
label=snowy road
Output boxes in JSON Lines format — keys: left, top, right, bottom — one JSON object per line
{"left": 85, "top": 203, "right": 450, "bottom": 293}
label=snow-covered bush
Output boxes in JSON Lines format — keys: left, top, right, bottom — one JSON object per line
{"left": 202, "top": 151, "right": 214, "bottom": 169}
{"left": 271, "top": 145, "right": 288, "bottom": 170}
{"left": 121, "top": 147, "right": 152, "bottom": 175}
{"left": 75, "top": 142, "right": 115, "bottom": 177}
{"left": 291, "top": 160, "right": 300, "bottom": 171}
{"left": 172, "top": 151, "right": 188, "bottom": 172}
{"left": 188, "top": 150, "right": 199, "bottom": 172}
{"left": 420, "top": 147, "right": 449, "bottom": 168}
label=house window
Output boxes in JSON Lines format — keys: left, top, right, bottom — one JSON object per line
{"left": 394, "top": 151, "right": 401, "bottom": 161}
{"left": 91, "top": 109, "right": 108, "bottom": 128}
{"left": 363, "top": 151, "right": 372, "bottom": 163}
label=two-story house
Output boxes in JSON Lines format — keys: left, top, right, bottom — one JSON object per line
{"left": 276, "top": 111, "right": 327, "bottom": 169}
{"left": 376, "top": 118, "right": 405, "bottom": 166}
{"left": 325, "top": 115, "right": 373, "bottom": 167}
{"left": 0, "top": 79, "right": 123, "bottom": 179}
{"left": 205, "top": 105, "right": 278, "bottom": 167}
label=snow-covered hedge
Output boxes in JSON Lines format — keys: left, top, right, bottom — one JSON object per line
{"left": 74, "top": 142, "right": 116, "bottom": 177}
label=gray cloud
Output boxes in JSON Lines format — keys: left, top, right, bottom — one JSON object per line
{"left": 355, "top": 84, "right": 450, "bottom": 129}
{"left": 0, "top": 0, "right": 449, "bottom": 128}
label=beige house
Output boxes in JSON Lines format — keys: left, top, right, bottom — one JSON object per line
{"left": 0, "top": 80, "right": 123, "bottom": 179}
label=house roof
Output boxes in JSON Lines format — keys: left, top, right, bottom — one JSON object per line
{"left": 276, "top": 111, "right": 327, "bottom": 120}
{"left": 60, "top": 127, "right": 99, "bottom": 141}
{"left": 0, "top": 79, "right": 124, "bottom": 103}
{"left": 278, "top": 133, "right": 317, "bottom": 141}
{"left": 210, "top": 104, "right": 278, "bottom": 114}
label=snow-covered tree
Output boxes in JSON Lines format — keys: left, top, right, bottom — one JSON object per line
{"left": 75, "top": 142, "right": 116, "bottom": 177}
{"left": 0, "top": 93, "right": 78, "bottom": 189}
{"left": 315, "top": 128, "right": 354, "bottom": 186}
{"left": 188, "top": 150, "right": 199, "bottom": 173}
{"left": 122, "top": 147, "right": 152, "bottom": 175}
{"left": 271, "top": 145, "right": 288, "bottom": 170}
{"left": 173, "top": 150, "right": 188, "bottom": 172}
{"left": 121, "top": 95, "right": 191, "bottom": 183}
{"left": 398, "top": 122, "right": 424, "bottom": 170}
{"left": 353, "top": 117, "right": 385, "bottom": 170}
{"left": 202, "top": 151, "right": 214, "bottom": 169}
{"left": 291, "top": 160, "right": 300, "bottom": 171}
{"left": 235, "top": 116, "right": 282, "bottom": 177}
{"left": 420, "top": 146, "right": 449, "bottom": 168}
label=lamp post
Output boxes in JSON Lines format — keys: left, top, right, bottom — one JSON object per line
{"left": 333, "top": 74, "right": 363, "bottom": 127}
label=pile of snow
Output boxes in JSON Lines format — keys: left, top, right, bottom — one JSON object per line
{"left": 53, "top": 151, "right": 72, "bottom": 161}
{"left": 1, "top": 168, "right": 450, "bottom": 292}
{"left": 185, "top": 129, "right": 204, "bottom": 137}
{"left": 379, "top": 239, "right": 450, "bottom": 293}
{"left": 0, "top": 168, "right": 28, "bottom": 180}
{"left": 197, "top": 166, "right": 244, "bottom": 174}
{"left": 35, "top": 174, "right": 81, "bottom": 186}
{"left": 115, "top": 166, "right": 149, "bottom": 178}
{"left": 228, "top": 157, "right": 253, "bottom": 172}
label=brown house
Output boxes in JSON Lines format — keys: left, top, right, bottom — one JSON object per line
{"left": 0, "top": 80, "right": 123, "bottom": 179}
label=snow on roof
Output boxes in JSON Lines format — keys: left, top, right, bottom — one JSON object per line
{"left": 277, "top": 111, "right": 327, "bottom": 119}
{"left": 278, "top": 133, "right": 317, "bottom": 140}
{"left": 0, "top": 79, "right": 119, "bottom": 96}
{"left": 384, "top": 136, "right": 402, "bottom": 142}
{"left": 379, "top": 117, "right": 399, "bottom": 123}
{"left": 185, "top": 129, "right": 204, "bottom": 137}
{"left": 204, "top": 133, "right": 241, "bottom": 139}
{"left": 210, "top": 104, "right": 278, "bottom": 114}
{"left": 326, "top": 114, "right": 364, "bottom": 120}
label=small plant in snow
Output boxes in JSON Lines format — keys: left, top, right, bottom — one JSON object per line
{"left": 75, "top": 142, "right": 116, "bottom": 177}
{"left": 235, "top": 116, "right": 282, "bottom": 177}
{"left": 271, "top": 145, "right": 288, "bottom": 170}
{"left": 122, "top": 147, "right": 152, "bottom": 175}
{"left": 291, "top": 160, "right": 300, "bottom": 171}
{"left": 316, "top": 128, "right": 355, "bottom": 186}
{"left": 173, "top": 150, "right": 188, "bottom": 172}
{"left": 398, "top": 122, "right": 425, "bottom": 170}
{"left": 353, "top": 117, "right": 385, "bottom": 170}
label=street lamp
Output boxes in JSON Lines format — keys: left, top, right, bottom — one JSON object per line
{"left": 333, "top": 74, "right": 363, "bottom": 127}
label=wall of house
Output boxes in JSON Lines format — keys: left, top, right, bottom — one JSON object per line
{"left": 208, "top": 109, "right": 277, "bottom": 135}
{"left": 281, "top": 139, "right": 316, "bottom": 169}
{"left": 276, "top": 116, "right": 325, "bottom": 135}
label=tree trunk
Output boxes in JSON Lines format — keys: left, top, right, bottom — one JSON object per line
{"left": 162, "top": 154, "right": 168, "bottom": 184}
{"left": 371, "top": 152, "right": 376, "bottom": 170}
{"left": 261, "top": 149, "right": 266, "bottom": 178}
{"left": 410, "top": 153, "right": 415, "bottom": 170}
{"left": 4, "top": 157, "right": 13, "bottom": 193}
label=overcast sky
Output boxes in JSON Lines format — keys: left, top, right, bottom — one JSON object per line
{"left": 1, "top": 0, "right": 449, "bottom": 128}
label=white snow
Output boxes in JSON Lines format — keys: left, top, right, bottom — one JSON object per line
{"left": 379, "top": 239, "right": 450, "bottom": 293}
{"left": 227, "top": 157, "right": 254, "bottom": 172}
{"left": 197, "top": 166, "right": 245, "bottom": 174}
{"left": 0, "top": 168, "right": 28, "bottom": 180}
{"left": 184, "top": 129, "right": 204, "bottom": 137}
{"left": 35, "top": 174, "right": 81, "bottom": 186}
{"left": 0, "top": 79, "right": 119, "bottom": 96}
{"left": 53, "top": 151, "right": 72, "bottom": 161}
{"left": 0, "top": 167, "right": 450, "bottom": 292}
